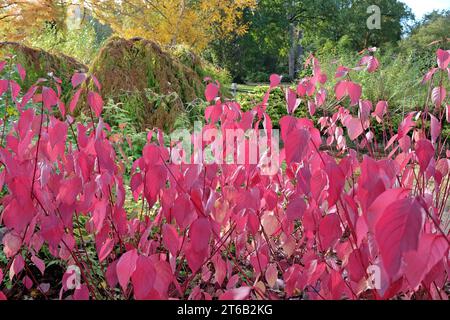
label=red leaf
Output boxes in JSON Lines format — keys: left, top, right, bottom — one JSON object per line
{"left": 132, "top": 255, "right": 156, "bottom": 300}
{"left": 71, "top": 73, "right": 86, "bottom": 88}
{"left": 375, "top": 198, "right": 424, "bottom": 278}
{"left": 415, "top": 139, "right": 434, "bottom": 173}
{"left": 404, "top": 233, "right": 448, "bottom": 289}
{"left": 87, "top": 91, "right": 104, "bottom": 117}
{"left": 2, "top": 232, "right": 22, "bottom": 258}
{"left": 16, "top": 64, "right": 26, "bottom": 82}
{"left": 69, "top": 88, "right": 82, "bottom": 113}
{"left": 286, "top": 197, "right": 306, "bottom": 221}
{"left": 73, "top": 285, "right": 90, "bottom": 300}
{"left": 344, "top": 117, "right": 363, "bottom": 141}
{"left": 308, "top": 100, "right": 316, "bottom": 116}
{"left": 265, "top": 263, "right": 278, "bottom": 288}
{"left": 205, "top": 83, "right": 219, "bottom": 102}
{"left": 286, "top": 88, "right": 299, "bottom": 114}
{"left": 359, "top": 55, "right": 379, "bottom": 73}
{"left": 422, "top": 68, "right": 437, "bottom": 84}
{"left": 190, "top": 218, "right": 211, "bottom": 253}
{"left": 219, "top": 286, "right": 251, "bottom": 300}
{"left": 0, "top": 79, "right": 7, "bottom": 97}
{"left": 31, "top": 255, "right": 45, "bottom": 275}
{"left": 284, "top": 128, "right": 310, "bottom": 164}
{"left": 10, "top": 255, "right": 25, "bottom": 280}
{"left": 431, "top": 86, "right": 446, "bottom": 106}
{"left": 269, "top": 74, "right": 281, "bottom": 88}
{"left": 430, "top": 114, "right": 441, "bottom": 143}
{"left": 436, "top": 49, "right": 450, "bottom": 70}
{"left": 91, "top": 75, "right": 102, "bottom": 91}
{"left": 372, "top": 100, "right": 387, "bottom": 122}
{"left": 162, "top": 224, "right": 180, "bottom": 256}
{"left": 319, "top": 213, "right": 342, "bottom": 249}
{"left": 116, "top": 249, "right": 138, "bottom": 292}
{"left": 98, "top": 238, "right": 114, "bottom": 263}
{"left": 42, "top": 86, "right": 58, "bottom": 110}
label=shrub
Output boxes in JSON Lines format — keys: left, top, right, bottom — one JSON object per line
{"left": 0, "top": 48, "right": 449, "bottom": 301}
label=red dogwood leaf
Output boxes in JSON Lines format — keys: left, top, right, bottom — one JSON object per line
{"left": 116, "top": 249, "right": 138, "bottom": 292}
{"left": 375, "top": 198, "right": 424, "bottom": 279}
{"left": 404, "top": 233, "right": 448, "bottom": 289}
{"left": 219, "top": 286, "right": 252, "bottom": 300}
{"left": 205, "top": 83, "right": 219, "bottom": 102}
{"left": 415, "top": 139, "right": 434, "bottom": 173}
{"left": 436, "top": 49, "right": 450, "bottom": 70}
{"left": 87, "top": 91, "right": 104, "bottom": 117}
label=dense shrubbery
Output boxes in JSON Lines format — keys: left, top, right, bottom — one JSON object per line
{"left": 0, "top": 48, "right": 449, "bottom": 300}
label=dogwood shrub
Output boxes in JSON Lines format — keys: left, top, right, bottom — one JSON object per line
{"left": 0, "top": 48, "right": 449, "bottom": 300}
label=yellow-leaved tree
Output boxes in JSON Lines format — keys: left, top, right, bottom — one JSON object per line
{"left": 0, "top": 0, "right": 256, "bottom": 51}
{"left": 0, "top": 0, "right": 69, "bottom": 41}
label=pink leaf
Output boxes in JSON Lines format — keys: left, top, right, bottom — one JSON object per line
{"left": 205, "top": 83, "right": 219, "bottom": 102}
{"left": 219, "top": 286, "right": 252, "bottom": 300}
{"left": 0, "top": 79, "right": 7, "bottom": 97}
{"left": 73, "top": 285, "right": 90, "bottom": 300}
{"left": 404, "top": 233, "right": 448, "bottom": 289}
{"left": 284, "top": 128, "right": 310, "bottom": 164}
{"left": 87, "top": 91, "right": 103, "bottom": 117}
{"left": 286, "top": 88, "right": 299, "bottom": 114}
{"left": 10, "top": 255, "right": 25, "bottom": 280}
{"left": 335, "top": 66, "right": 349, "bottom": 78}
{"left": 16, "top": 64, "right": 26, "bottom": 82}
{"left": 431, "top": 86, "right": 446, "bottom": 106}
{"left": 372, "top": 100, "right": 387, "bottom": 122}
{"left": 69, "top": 88, "right": 82, "bottom": 113}
{"left": 131, "top": 255, "right": 156, "bottom": 300}
{"left": 347, "top": 82, "right": 362, "bottom": 106}
{"left": 31, "top": 255, "right": 45, "bottom": 275}
{"left": 319, "top": 213, "right": 342, "bottom": 249}
{"left": 375, "top": 198, "right": 424, "bottom": 279}
{"left": 359, "top": 55, "right": 379, "bottom": 73}
{"left": 265, "top": 263, "right": 278, "bottom": 288}
{"left": 116, "top": 249, "right": 138, "bottom": 292}
{"left": 422, "top": 68, "right": 438, "bottom": 84}
{"left": 71, "top": 73, "right": 86, "bottom": 88}
{"left": 98, "top": 238, "right": 114, "bottom": 263}
{"left": 91, "top": 75, "right": 102, "bottom": 91}
{"left": 189, "top": 218, "right": 211, "bottom": 253}
{"left": 345, "top": 117, "right": 363, "bottom": 141}
{"left": 269, "top": 74, "right": 281, "bottom": 88}
{"left": 162, "top": 224, "right": 180, "bottom": 256}
{"left": 416, "top": 139, "right": 434, "bottom": 173}
{"left": 286, "top": 196, "right": 306, "bottom": 221}
{"left": 42, "top": 86, "right": 58, "bottom": 110}
{"left": 436, "top": 49, "right": 450, "bottom": 70}
{"left": 308, "top": 100, "right": 316, "bottom": 116}
{"left": 430, "top": 114, "right": 441, "bottom": 143}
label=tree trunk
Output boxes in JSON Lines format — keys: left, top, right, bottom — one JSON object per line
{"left": 288, "top": 22, "right": 296, "bottom": 80}
{"left": 288, "top": 24, "right": 303, "bottom": 80}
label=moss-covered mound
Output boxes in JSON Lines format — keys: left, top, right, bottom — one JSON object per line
{"left": 89, "top": 37, "right": 208, "bottom": 131}
{"left": 0, "top": 42, "right": 87, "bottom": 100}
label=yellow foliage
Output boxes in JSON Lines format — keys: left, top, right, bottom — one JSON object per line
{"left": 0, "top": 0, "right": 256, "bottom": 52}
{"left": 0, "top": 0, "right": 68, "bottom": 41}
